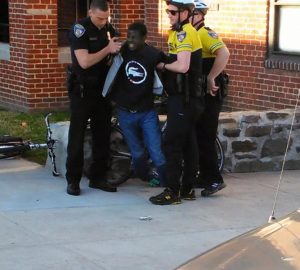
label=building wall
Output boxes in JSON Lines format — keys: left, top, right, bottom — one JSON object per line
{"left": 0, "top": 0, "right": 300, "bottom": 112}
{"left": 218, "top": 109, "right": 300, "bottom": 172}
{"left": 145, "top": 0, "right": 300, "bottom": 112}
{"left": 110, "top": 0, "right": 145, "bottom": 38}
{"left": 206, "top": 0, "right": 300, "bottom": 111}
{"left": 0, "top": 0, "right": 68, "bottom": 112}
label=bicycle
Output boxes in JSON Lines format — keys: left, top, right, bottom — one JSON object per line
{"left": 105, "top": 117, "right": 133, "bottom": 185}
{"left": 0, "top": 112, "right": 224, "bottom": 186}
{"left": 0, "top": 113, "right": 60, "bottom": 176}
{"left": 0, "top": 113, "right": 132, "bottom": 184}
{"left": 106, "top": 111, "right": 225, "bottom": 186}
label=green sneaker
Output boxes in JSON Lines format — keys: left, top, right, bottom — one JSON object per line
{"left": 148, "top": 178, "right": 160, "bottom": 187}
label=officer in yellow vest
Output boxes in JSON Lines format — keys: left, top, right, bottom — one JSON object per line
{"left": 150, "top": 0, "right": 204, "bottom": 205}
{"left": 191, "top": 0, "right": 230, "bottom": 196}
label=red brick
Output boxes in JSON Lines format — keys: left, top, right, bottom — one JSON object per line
{"left": 1, "top": 0, "right": 300, "bottom": 112}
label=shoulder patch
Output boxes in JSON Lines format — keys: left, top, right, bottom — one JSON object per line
{"left": 176, "top": 31, "right": 186, "bottom": 43}
{"left": 74, "top": 24, "right": 86, "bottom": 38}
{"left": 208, "top": 30, "right": 218, "bottom": 39}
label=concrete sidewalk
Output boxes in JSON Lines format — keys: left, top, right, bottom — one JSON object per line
{"left": 0, "top": 158, "right": 299, "bottom": 270}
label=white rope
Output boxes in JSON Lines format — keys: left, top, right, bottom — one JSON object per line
{"left": 268, "top": 89, "right": 300, "bottom": 223}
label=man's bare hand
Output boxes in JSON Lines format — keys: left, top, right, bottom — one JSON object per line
{"left": 108, "top": 37, "right": 122, "bottom": 54}
{"left": 207, "top": 76, "right": 219, "bottom": 96}
{"left": 156, "top": 62, "right": 165, "bottom": 70}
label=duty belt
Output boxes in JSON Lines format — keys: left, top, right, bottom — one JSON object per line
{"left": 117, "top": 106, "right": 139, "bottom": 113}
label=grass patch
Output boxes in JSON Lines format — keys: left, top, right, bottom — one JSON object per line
{"left": 0, "top": 109, "right": 70, "bottom": 165}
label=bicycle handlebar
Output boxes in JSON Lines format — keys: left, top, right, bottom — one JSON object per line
{"left": 44, "top": 113, "right": 52, "bottom": 140}
{"left": 0, "top": 114, "right": 60, "bottom": 177}
{"left": 28, "top": 143, "right": 48, "bottom": 149}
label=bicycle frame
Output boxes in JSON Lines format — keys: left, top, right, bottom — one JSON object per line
{"left": 0, "top": 114, "right": 60, "bottom": 177}
{"left": 44, "top": 113, "right": 60, "bottom": 177}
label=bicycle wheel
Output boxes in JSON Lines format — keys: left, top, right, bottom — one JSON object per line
{"left": 106, "top": 127, "right": 133, "bottom": 186}
{"left": 215, "top": 136, "right": 224, "bottom": 173}
{"left": 0, "top": 141, "right": 30, "bottom": 159}
{"left": 160, "top": 120, "right": 224, "bottom": 173}
{"left": 0, "top": 135, "right": 23, "bottom": 143}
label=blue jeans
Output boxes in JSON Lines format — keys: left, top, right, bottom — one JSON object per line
{"left": 116, "top": 108, "right": 166, "bottom": 184}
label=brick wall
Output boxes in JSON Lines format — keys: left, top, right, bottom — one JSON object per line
{"left": 0, "top": 0, "right": 68, "bottom": 112}
{"left": 1, "top": 0, "right": 28, "bottom": 110}
{"left": 145, "top": 0, "right": 300, "bottom": 112}
{"left": 110, "top": 0, "right": 145, "bottom": 39}
{"left": 1, "top": 0, "right": 300, "bottom": 112}
{"left": 203, "top": 0, "right": 300, "bottom": 111}
{"left": 144, "top": 0, "right": 168, "bottom": 51}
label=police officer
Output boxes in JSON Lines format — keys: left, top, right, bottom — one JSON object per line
{"left": 191, "top": 0, "right": 230, "bottom": 196}
{"left": 150, "top": 0, "right": 204, "bottom": 205}
{"left": 66, "top": 0, "right": 122, "bottom": 196}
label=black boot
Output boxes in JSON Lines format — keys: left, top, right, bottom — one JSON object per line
{"left": 89, "top": 180, "right": 117, "bottom": 192}
{"left": 67, "top": 183, "right": 80, "bottom": 196}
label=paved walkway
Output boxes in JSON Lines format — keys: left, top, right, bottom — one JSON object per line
{"left": 0, "top": 159, "right": 299, "bottom": 270}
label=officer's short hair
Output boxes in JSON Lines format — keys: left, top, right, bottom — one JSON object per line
{"left": 90, "top": 0, "right": 109, "bottom": 11}
{"left": 128, "top": 22, "right": 147, "bottom": 37}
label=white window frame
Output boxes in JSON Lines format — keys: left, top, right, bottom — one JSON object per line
{"left": 266, "top": 0, "right": 300, "bottom": 70}
{"left": 58, "top": 0, "right": 90, "bottom": 63}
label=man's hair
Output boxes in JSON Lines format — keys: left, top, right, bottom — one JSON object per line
{"left": 128, "top": 22, "right": 147, "bottom": 37}
{"left": 90, "top": 0, "right": 109, "bottom": 11}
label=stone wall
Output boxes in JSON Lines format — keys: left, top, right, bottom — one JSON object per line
{"left": 219, "top": 109, "right": 300, "bottom": 172}
{"left": 47, "top": 109, "right": 300, "bottom": 176}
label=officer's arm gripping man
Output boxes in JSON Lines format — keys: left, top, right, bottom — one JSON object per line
{"left": 158, "top": 50, "right": 191, "bottom": 74}
{"left": 75, "top": 37, "right": 121, "bottom": 69}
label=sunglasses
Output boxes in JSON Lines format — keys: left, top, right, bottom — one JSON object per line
{"left": 193, "top": 11, "right": 201, "bottom": 15}
{"left": 193, "top": 11, "right": 204, "bottom": 16}
{"left": 165, "top": 9, "right": 181, "bottom": 16}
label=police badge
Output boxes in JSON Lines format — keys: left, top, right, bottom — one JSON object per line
{"left": 74, "top": 24, "right": 86, "bottom": 38}
{"left": 177, "top": 31, "right": 186, "bottom": 43}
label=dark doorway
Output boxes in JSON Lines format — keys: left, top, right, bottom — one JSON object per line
{"left": 0, "top": 0, "right": 9, "bottom": 43}
{"left": 58, "top": 0, "right": 90, "bottom": 46}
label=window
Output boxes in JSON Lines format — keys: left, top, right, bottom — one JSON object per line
{"left": 58, "top": 0, "right": 91, "bottom": 46}
{"left": 267, "top": 0, "right": 300, "bottom": 70}
{"left": 0, "top": 0, "right": 9, "bottom": 43}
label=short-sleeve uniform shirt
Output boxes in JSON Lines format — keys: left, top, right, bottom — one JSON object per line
{"left": 69, "top": 17, "right": 115, "bottom": 82}
{"left": 164, "top": 23, "right": 203, "bottom": 95}
{"left": 197, "top": 26, "right": 226, "bottom": 74}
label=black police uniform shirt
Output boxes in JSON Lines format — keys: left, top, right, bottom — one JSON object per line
{"left": 69, "top": 17, "right": 116, "bottom": 92}
{"left": 111, "top": 44, "right": 164, "bottom": 111}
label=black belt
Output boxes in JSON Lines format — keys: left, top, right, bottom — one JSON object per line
{"left": 117, "top": 106, "right": 140, "bottom": 113}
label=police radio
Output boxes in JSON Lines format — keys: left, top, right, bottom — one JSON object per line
{"left": 106, "top": 23, "right": 121, "bottom": 65}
